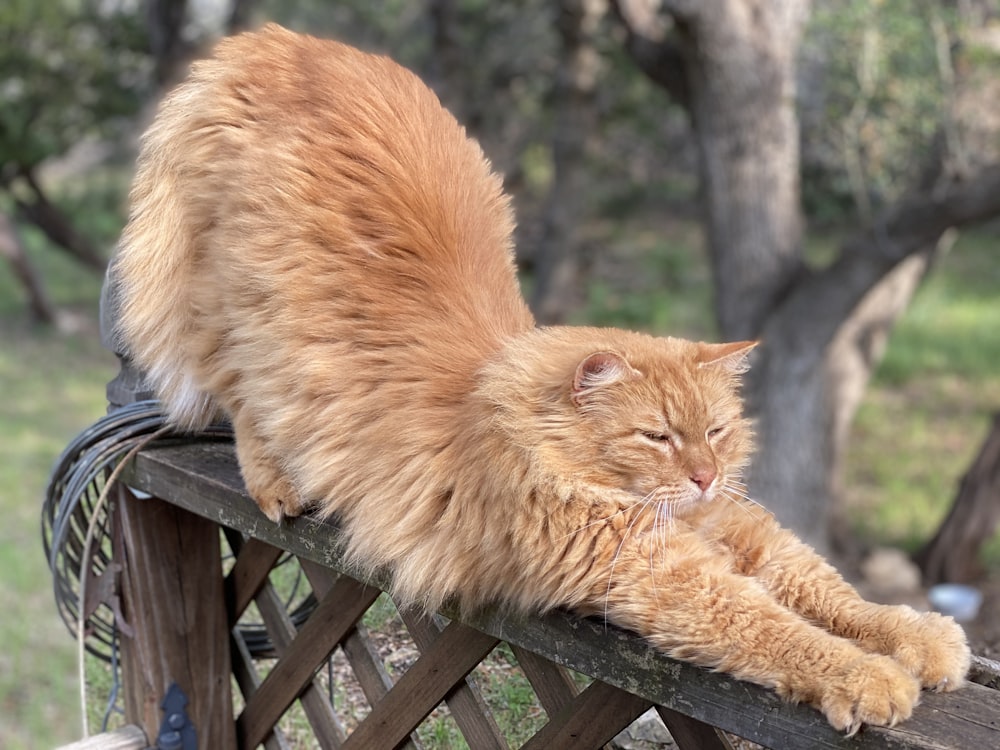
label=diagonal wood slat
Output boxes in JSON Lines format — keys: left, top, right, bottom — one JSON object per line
{"left": 251, "top": 579, "right": 346, "bottom": 749}
{"left": 230, "top": 629, "right": 294, "bottom": 750}
{"left": 224, "top": 528, "right": 345, "bottom": 747}
{"left": 511, "top": 645, "right": 580, "bottom": 718}
{"left": 298, "top": 559, "right": 424, "bottom": 750}
{"left": 520, "top": 679, "right": 651, "bottom": 750}
{"left": 656, "top": 705, "right": 734, "bottom": 750}
{"left": 238, "top": 574, "right": 382, "bottom": 749}
{"left": 225, "top": 535, "right": 284, "bottom": 623}
{"left": 399, "top": 607, "right": 508, "bottom": 750}
{"left": 339, "top": 621, "right": 500, "bottom": 750}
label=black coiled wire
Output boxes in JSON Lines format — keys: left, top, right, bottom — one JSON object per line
{"left": 42, "top": 399, "right": 315, "bottom": 663}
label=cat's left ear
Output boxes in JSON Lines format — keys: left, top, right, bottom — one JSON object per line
{"left": 571, "top": 351, "right": 643, "bottom": 408}
{"left": 696, "top": 340, "right": 758, "bottom": 375}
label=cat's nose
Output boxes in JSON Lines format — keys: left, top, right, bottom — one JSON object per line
{"left": 689, "top": 467, "right": 716, "bottom": 491}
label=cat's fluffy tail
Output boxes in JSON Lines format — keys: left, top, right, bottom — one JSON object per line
{"left": 110, "top": 79, "right": 220, "bottom": 431}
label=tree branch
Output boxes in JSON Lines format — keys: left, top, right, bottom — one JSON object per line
{"left": 611, "top": 0, "right": 691, "bottom": 110}
{"left": 0, "top": 211, "right": 56, "bottom": 323}
{"left": 767, "top": 163, "right": 1000, "bottom": 352}
{"left": 13, "top": 167, "right": 106, "bottom": 272}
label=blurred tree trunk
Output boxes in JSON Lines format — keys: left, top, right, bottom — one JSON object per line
{"left": 425, "top": 0, "right": 463, "bottom": 115}
{"left": 614, "top": 0, "right": 1000, "bottom": 551}
{"left": 0, "top": 211, "right": 56, "bottom": 324}
{"left": 530, "top": 0, "right": 606, "bottom": 324}
{"left": 11, "top": 166, "right": 106, "bottom": 272}
{"left": 916, "top": 414, "right": 1000, "bottom": 585}
{"left": 147, "top": 0, "right": 192, "bottom": 85}
{"left": 226, "top": 0, "right": 257, "bottom": 33}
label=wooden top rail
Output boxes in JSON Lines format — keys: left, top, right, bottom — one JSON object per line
{"left": 120, "top": 439, "right": 1000, "bottom": 750}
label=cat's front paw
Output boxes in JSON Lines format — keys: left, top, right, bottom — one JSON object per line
{"left": 820, "top": 655, "right": 921, "bottom": 736}
{"left": 888, "top": 609, "right": 970, "bottom": 691}
{"left": 246, "top": 473, "right": 307, "bottom": 523}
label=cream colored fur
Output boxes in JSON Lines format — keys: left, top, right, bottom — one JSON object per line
{"left": 113, "top": 24, "right": 970, "bottom": 734}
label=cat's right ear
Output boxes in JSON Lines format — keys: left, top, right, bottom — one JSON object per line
{"left": 571, "top": 351, "right": 642, "bottom": 408}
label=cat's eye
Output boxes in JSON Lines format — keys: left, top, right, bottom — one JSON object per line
{"left": 641, "top": 431, "right": 671, "bottom": 444}
{"left": 707, "top": 426, "right": 725, "bottom": 439}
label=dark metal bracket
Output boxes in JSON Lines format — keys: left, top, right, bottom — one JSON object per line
{"left": 154, "top": 683, "right": 196, "bottom": 750}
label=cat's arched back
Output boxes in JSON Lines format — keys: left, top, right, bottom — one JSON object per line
{"left": 116, "top": 23, "right": 533, "bottom": 430}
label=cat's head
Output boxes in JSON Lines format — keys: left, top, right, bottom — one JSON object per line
{"left": 483, "top": 329, "right": 756, "bottom": 515}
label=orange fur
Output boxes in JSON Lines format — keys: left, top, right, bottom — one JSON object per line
{"left": 113, "top": 24, "right": 970, "bottom": 734}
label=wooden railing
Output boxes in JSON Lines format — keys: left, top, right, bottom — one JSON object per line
{"left": 94, "top": 436, "right": 1000, "bottom": 750}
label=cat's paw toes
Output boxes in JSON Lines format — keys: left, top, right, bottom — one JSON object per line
{"left": 891, "top": 611, "right": 970, "bottom": 691}
{"left": 821, "top": 655, "right": 921, "bottom": 735}
{"left": 247, "top": 477, "right": 307, "bottom": 523}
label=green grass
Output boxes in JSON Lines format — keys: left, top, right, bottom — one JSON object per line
{"left": 0, "top": 232, "right": 115, "bottom": 748}
{"left": 576, "top": 217, "right": 716, "bottom": 338}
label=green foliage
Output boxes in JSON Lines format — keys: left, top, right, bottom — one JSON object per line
{"left": 800, "top": 0, "right": 957, "bottom": 223}
{"left": 0, "top": 0, "right": 151, "bottom": 177}
{"left": 578, "top": 218, "right": 715, "bottom": 339}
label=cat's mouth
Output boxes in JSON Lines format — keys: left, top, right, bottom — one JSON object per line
{"left": 641, "top": 484, "right": 717, "bottom": 516}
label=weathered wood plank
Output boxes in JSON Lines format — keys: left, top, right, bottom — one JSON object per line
{"left": 115, "top": 484, "right": 236, "bottom": 750}
{"left": 124, "top": 442, "right": 1000, "bottom": 750}
{"left": 520, "top": 678, "right": 651, "bottom": 750}
{"left": 339, "top": 621, "right": 500, "bottom": 750}
{"left": 55, "top": 725, "right": 147, "bottom": 750}
{"left": 453, "top": 602, "right": 1000, "bottom": 750}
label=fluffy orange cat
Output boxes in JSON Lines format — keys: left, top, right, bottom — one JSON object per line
{"left": 112, "top": 24, "right": 969, "bottom": 734}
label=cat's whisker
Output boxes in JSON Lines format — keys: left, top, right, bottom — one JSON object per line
{"left": 604, "top": 490, "right": 658, "bottom": 626}
{"left": 556, "top": 503, "right": 633, "bottom": 542}
{"left": 719, "top": 484, "right": 769, "bottom": 519}
{"left": 645, "top": 497, "right": 668, "bottom": 609}
{"left": 721, "top": 481, "right": 768, "bottom": 512}
{"left": 654, "top": 497, "right": 675, "bottom": 554}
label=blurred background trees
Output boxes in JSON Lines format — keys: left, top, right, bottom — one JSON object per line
{"left": 4, "top": 0, "right": 1000, "bottom": 586}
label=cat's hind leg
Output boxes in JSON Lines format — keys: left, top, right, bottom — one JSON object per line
{"left": 230, "top": 410, "right": 307, "bottom": 523}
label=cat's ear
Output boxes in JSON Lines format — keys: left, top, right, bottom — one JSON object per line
{"left": 696, "top": 340, "right": 758, "bottom": 375}
{"left": 571, "top": 351, "right": 643, "bottom": 408}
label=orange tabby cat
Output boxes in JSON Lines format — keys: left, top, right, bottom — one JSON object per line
{"left": 112, "top": 24, "right": 969, "bottom": 734}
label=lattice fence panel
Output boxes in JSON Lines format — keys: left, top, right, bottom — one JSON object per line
{"left": 217, "top": 529, "right": 680, "bottom": 750}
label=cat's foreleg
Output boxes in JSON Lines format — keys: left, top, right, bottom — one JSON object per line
{"left": 230, "top": 409, "right": 307, "bottom": 522}
{"left": 716, "top": 509, "right": 970, "bottom": 692}
{"left": 597, "top": 547, "right": 920, "bottom": 735}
